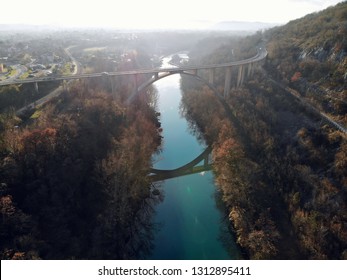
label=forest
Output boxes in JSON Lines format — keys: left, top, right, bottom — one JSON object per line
{"left": 0, "top": 49, "right": 162, "bottom": 259}
{"left": 180, "top": 2, "right": 346, "bottom": 259}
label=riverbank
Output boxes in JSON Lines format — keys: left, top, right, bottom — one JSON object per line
{"left": 147, "top": 55, "right": 241, "bottom": 260}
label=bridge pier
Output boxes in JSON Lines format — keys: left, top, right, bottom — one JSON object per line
{"left": 62, "top": 80, "right": 68, "bottom": 91}
{"left": 247, "top": 63, "right": 253, "bottom": 78}
{"left": 237, "top": 65, "right": 244, "bottom": 88}
{"left": 133, "top": 74, "right": 138, "bottom": 96}
{"left": 34, "top": 82, "right": 39, "bottom": 94}
{"left": 208, "top": 68, "right": 215, "bottom": 85}
{"left": 110, "top": 76, "right": 115, "bottom": 97}
{"left": 223, "top": 67, "right": 232, "bottom": 98}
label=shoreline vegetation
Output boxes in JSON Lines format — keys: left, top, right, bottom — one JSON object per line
{"left": 180, "top": 5, "right": 347, "bottom": 257}
{"left": 181, "top": 70, "right": 346, "bottom": 259}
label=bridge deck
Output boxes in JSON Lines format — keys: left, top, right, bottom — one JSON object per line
{"left": 0, "top": 49, "right": 267, "bottom": 86}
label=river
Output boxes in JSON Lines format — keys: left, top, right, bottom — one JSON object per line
{"left": 147, "top": 55, "right": 241, "bottom": 260}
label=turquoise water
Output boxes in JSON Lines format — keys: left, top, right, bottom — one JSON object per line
{"left": 148, "top": 72, "right": 241, "bottom": 260}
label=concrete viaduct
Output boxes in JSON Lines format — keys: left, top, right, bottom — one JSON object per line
{"left": 0, "top": 47, "right": 267, "bottom": 101}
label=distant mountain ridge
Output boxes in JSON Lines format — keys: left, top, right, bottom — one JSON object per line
{"left": 211, "top": 21, "right": 279, "bottom": 31}
{"left": 0, "top": 21, "right": 280, "bottom": 32}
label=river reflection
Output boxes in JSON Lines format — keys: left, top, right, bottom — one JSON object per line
{"left": 146, "top": 59, "right": 241, "bottom": 260}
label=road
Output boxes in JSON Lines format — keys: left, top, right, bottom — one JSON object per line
{"left": 285, "top": 86, "right": 347, "bottom": 134}
{"left": 64, "top": 46, "right": 82, "bottom": 75}
{"left": 266, "top": 73, "right": 347, "bottom": 135}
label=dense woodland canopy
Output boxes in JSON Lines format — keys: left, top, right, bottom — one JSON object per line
{"left": 0, "top": 50, "right": 162, "bottom": 259}
{"left": 180, "top": 1, "right": 347, "bottom": 259}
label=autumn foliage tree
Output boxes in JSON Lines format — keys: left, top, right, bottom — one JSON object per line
{"left": 0, "top": 77, "right": 161, "bottom": 259}
{"left": 180, "top": 13, "right": 347, "bottom": 259}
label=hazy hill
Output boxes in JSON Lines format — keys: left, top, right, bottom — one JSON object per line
{"left": 211, "top": 21, "right": 278, "bottom": 31}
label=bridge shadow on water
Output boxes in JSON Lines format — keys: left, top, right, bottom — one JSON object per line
{"left": 149, "top": 146, "right": 213, "bottom": 182}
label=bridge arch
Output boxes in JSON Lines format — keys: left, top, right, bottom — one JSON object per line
{"left": 149, "top": 146, "right": 212, "bottom": 182}
{"left": 124, "top": 48, "right": 267, "bottom": 104}
{"left": 127, "top": 69, "right": 222, "bottom": 104}
{"left": 131, "top": 63, "right": 230, "bottom": 180}
{"left": 138, "top": 71, "right": 180, "bottom": 92}
{"left": 139, "top": 67, "right": 222, "bottom": 181}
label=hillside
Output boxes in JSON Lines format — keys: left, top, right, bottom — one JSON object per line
{"left": 265, "top": 1, "right": 347, "bottom": 126}
{"left": 180, "top": 1, "right": 347, "bottom": 259}
{"left": 210, "top": 21, "right": 277, "bottom": 31}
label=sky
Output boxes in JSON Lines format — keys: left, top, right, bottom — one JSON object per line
{"left": 1, "top": 0, "right": 343, "bottom": 29}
